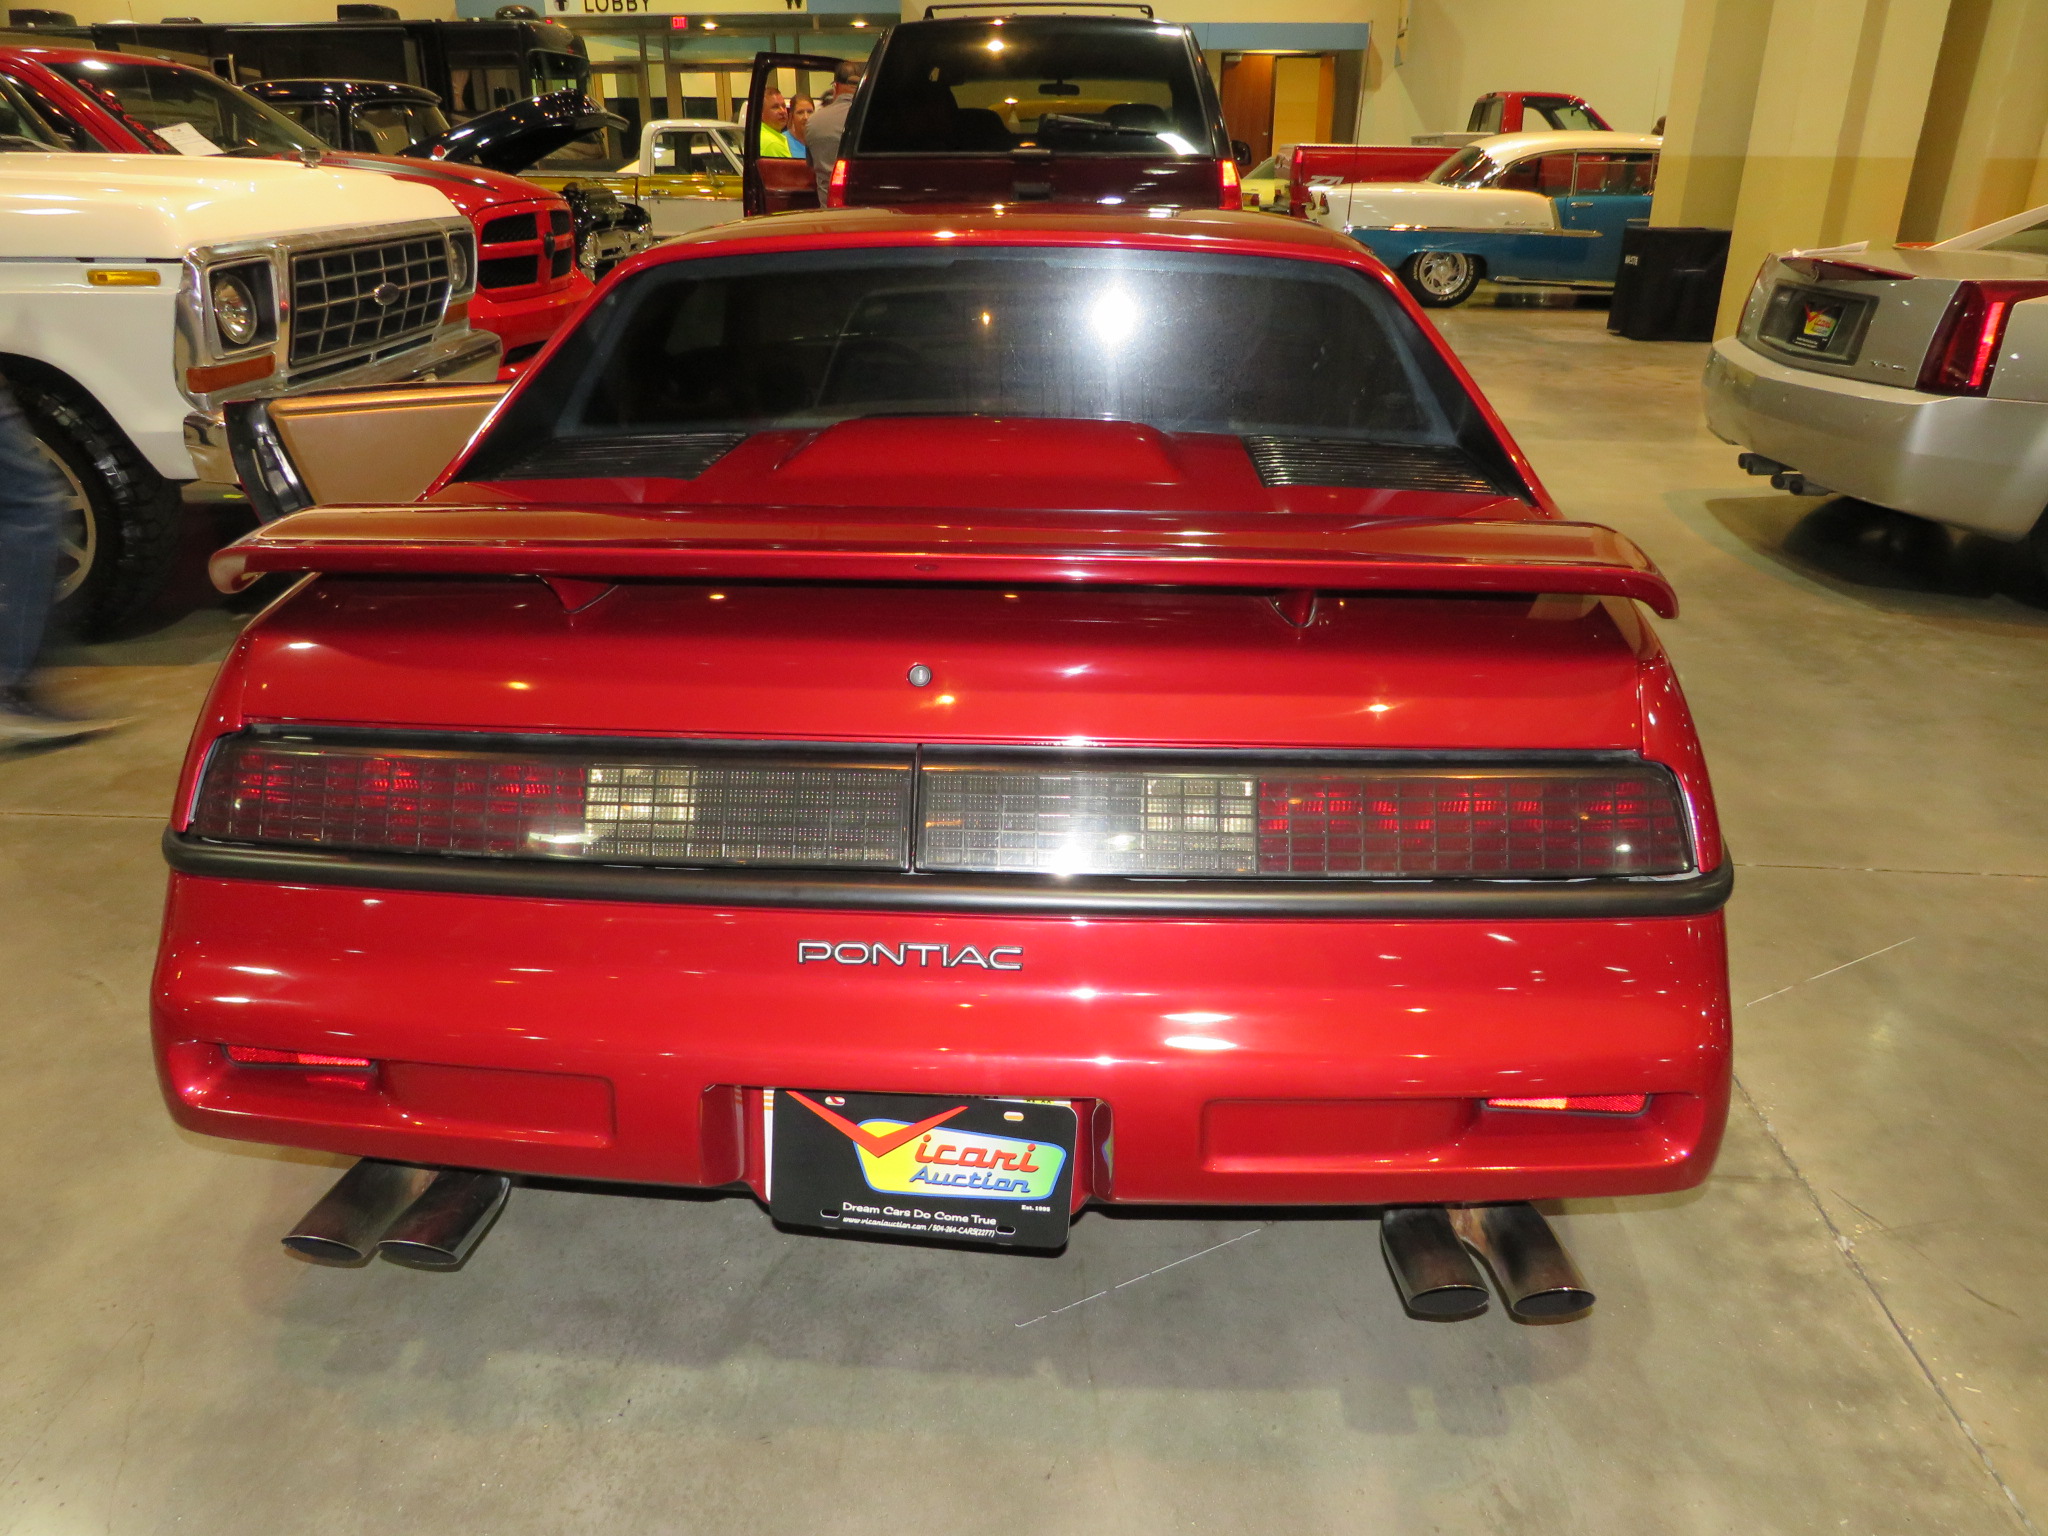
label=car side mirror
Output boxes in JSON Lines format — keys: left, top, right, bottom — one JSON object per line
{"left": 1231, "top": 139, "right": 1252, "bottom": 169}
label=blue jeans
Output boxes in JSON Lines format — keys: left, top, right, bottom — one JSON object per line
{"left": 0, "top": 379, "right": 66, "bottom": 689}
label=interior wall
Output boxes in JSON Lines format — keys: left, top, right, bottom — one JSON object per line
{"left": 1358, "top": 0, "right": 1686, "bottom": 139}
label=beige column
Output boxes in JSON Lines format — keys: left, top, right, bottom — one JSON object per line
{"left": 1721, "top": 0, "right": 1952, "bottom": 329}
{"left": 1656, "top": 0, "right": 1954, "bottom": 333}
{"left": 1649, "top": 0, "right": 1773, "bottom": 228}
{"left": 1898, "top": 0, "right": 2048, "bottom": 240}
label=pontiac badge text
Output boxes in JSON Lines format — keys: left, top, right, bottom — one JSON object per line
{"left": 797, "top": 941, "right": 1023, "bottom": 970}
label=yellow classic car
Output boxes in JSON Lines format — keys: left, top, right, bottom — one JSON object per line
{"left": 526, "top": 118, "right": 746, "bottom": 238}
{"left": 1239, "top": 152, "right": 1290, "bottom": 214}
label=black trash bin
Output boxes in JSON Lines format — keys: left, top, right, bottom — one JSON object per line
{"left": 1608, "top": 225, "right": 1732, "bottom": 341}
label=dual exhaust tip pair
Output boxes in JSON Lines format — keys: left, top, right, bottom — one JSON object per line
{"left": 287, "top": 1161, "right": 1590, "bottom": 1315}
{"left": 1381, "top": 1203, "right": 1594, "bottom": 1321}
{"left": 284, "top": 1160, "right": 511, "bottom": 1270}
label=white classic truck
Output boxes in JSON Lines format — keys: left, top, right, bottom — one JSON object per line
{"left": 0, "top": 151, "right": 498, "bottom": 632}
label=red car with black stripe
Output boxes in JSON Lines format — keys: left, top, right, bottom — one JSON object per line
{"left": 0, "top": 46, "right": 589, "bottom": 374}
{"left": 155, "top": 207, "right": 1730, "bottom": 1320}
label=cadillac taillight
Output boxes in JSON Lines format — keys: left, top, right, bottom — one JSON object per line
{"left": 826, "top": 158, "right": 849, "bottom": 209}
{"left": 1917, "top": 280, "right": 2048, "bottom": 395}
{"left": 189, "top": 737, "right": 1693, "bottom": 881}
{"left": 1288, "top": 144, "right": 1307, "bottom": 218}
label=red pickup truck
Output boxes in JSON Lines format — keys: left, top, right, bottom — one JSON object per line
{"left": 0, "top": 47, "right": 589, "bottom": 373}
{"left": 164, "top": 205, "right": 1730, "bottom": 1320}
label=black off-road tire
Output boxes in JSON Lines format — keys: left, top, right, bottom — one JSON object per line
{"left": 1401, "top": 251, "right": 1483, "bottom": 308}
{"left": 14, "top": 374, "right": 184, "bottom": 639}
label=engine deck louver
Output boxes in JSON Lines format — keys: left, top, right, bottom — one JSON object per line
{"left": 495, "top": 433, "right": 747, "bottom": 482}
{"left": 1243, "top": 437, "right": 1501, "bottom": 494}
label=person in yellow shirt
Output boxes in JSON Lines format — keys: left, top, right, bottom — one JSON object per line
{"left": 755, "top": 89, "right": 805, "bottom": 159}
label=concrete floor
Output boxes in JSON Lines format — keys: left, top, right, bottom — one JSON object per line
{"left": 4, "top": 296, "right": 2044, "bottom": 1535}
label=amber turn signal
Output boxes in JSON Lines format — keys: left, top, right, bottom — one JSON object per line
{"left": 87, "top": 268, "right": 162, "bottom": 287}
{"left": 186, "top": 355, "right": 276, "bottom": 393}
{"left": 1486, "top": 1094, "right": 1650, "bottom": 1115}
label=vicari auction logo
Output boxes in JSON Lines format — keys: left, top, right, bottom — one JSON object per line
{"left": 786, "top": 1092, "right": 1064, "bottom": 1202}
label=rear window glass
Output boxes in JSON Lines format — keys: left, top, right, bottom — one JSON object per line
{"left": 853, "top": 20, "right": 1213, "bottom": 157}
{"left": 462, "top": 246, "right": 1490, "bottom": 480}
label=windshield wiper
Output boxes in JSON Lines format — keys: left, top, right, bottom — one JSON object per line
{"left": 1035, "top": 113, "right": 1167, "bottom": 138}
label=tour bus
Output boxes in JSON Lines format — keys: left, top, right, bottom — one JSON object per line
{"left": 41, "top": 16, "right": 588, "bottom": 123}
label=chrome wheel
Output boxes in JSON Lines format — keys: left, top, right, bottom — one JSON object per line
{"left": 1412, "top": 252, "right": 1476, "bottom": 299}
{"left": 34, "top": 436, "right": 95, "bottom": 603}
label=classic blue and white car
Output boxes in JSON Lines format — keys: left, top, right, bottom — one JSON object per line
{"left": 1309, "top": 131, "right": 1661, "bottom": 307}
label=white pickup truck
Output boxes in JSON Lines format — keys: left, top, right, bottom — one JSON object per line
{"left": 0, "top": 152, "right": 498, "bottom": 633}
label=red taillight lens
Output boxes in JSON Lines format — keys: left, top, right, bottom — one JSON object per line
{"left": 1917, "top": 280, "right": 2048, "bottom": 395}
{"left": 1218, "top": 157, "right": 1242, "bottom": 210}
{"left": 1486, "top": 1094, "right": 1649, "bottom": 1115}
{"left": 192, "top": 738, "right": 1691, "bottom": 882}
{"left": 1289, "top": 145, "right": 1307, "bottom": 217}
{"left": 224, "top": 1045, "right": 373, "bottom": 1068}
{"left": 920, "top": 764, "right": 1691, "bottom": 878}
{"left": 190, "top": 737, "right": 914, "bottom": 867}
{"left": 826, "top": 158, "right": 849, "bottom": 209}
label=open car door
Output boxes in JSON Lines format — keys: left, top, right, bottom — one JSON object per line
{"left": 224, "top": 383, "right": 511, "bottom": 522}
{"left": 742, "top": 50, "right": 847, "bottom": 217}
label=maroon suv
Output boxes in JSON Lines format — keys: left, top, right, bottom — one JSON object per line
{"left": 747, "top": 10, "right": 1240, "bottom": 215}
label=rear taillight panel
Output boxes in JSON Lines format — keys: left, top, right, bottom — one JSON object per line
{"left": 921, "top": 762, "right": 1690, "bottom": 878}
{"left": 1918, "top": 280, "right": 2048, "bottom": 395}
{"left": 188, "top": 735, "right": 1696, "bottom": 882}
{"left": 191, "top": 738, "right": 915, "bottom": 869}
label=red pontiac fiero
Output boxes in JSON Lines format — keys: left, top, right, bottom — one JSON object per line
{"left": 155, "top": 208, "right": 1730, "bottom": 1320}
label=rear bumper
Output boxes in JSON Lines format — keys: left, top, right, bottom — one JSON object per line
{"left": 153, "top": 873, "right": 1732, "bottom": 1207}
{"left": 1703, "top": 335, "right": 2048, "bottom": 539}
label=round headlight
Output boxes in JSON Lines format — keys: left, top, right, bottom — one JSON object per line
{"left": 448, "top": 236, "right": 473, "bottom": 294}
{"left": 211, "top": 271, "right": 259, "bottom": 348}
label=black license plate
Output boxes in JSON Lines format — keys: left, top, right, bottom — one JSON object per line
{"left": 1763, "top": 283, "right": 1873, "bottom": 361}
{"left": 768, "top": 1089, "right": 1077, "bottom": 1250}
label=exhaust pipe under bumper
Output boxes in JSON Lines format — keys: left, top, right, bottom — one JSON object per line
{"left": 376, "top": 1169, "right": 513, "bottom": 1270}
{"left": 283, "top": 1159, "right": 438, "bottom": 1265}
{"left": 1452, "top": 1203, "right": 1595, "bottom": 1320}
{"left": 1379, "top": 1206, "right": 1490, "bottom": 1318}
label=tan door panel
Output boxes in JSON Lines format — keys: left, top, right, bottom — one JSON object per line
{"left": 267, "top": 382, "right": 510, "bottom": 507}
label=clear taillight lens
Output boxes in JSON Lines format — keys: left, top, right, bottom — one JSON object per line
{"left": 1918, "top": 280, "right": 2048, "bottom": 395}
{"left": 919, "top": 764, "right": 1691, "bottom": 878}
{"left": 191, "top": 739, "right": 913, "bottom": 868}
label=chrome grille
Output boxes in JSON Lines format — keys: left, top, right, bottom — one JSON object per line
{"left": 288, "top": 235, "right": 451, "bottom": 369}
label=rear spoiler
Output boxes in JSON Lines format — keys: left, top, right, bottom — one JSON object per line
{"left": 209, "top": 504, "right": 1679, "bottom": 618}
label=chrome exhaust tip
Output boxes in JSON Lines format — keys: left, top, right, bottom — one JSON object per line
{"left": 282, "top": 1160, "right": 437, "bottom": 1265}
{"left": 1452, "top": 1203, "right": 1595, "bottom": 1320}
{"left": 376, "top": 1170, "right": 512, "bottom": 1270}
{"left": 1380, "top": 1206, "right": 1491, "bottom": 1318}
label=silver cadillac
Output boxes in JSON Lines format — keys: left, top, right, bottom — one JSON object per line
{"left": 1702, "top": 206, "right": 2048, "bottom": 565}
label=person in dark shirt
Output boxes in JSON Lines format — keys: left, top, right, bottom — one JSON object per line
{"left": 808, "top": 60, "right": 865, "bottom": 203}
